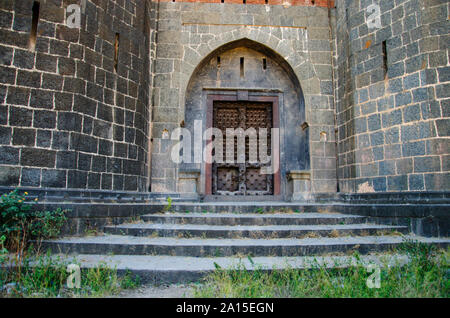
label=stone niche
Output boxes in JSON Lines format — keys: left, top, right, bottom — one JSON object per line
{"left": 182, "top": 39, "right": 310, "bottom": 199}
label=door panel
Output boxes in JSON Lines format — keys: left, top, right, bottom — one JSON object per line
{"left": 212, "top": 101, "right": 273, "bottom": 196}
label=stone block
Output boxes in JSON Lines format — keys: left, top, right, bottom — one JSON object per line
{"left": 0, "top": 166, "right": 20, "bottom": 186}
{"left": 288, "top": 170, "right": 311, "bottom": 201}
{"left": 20, "top": 148, "right": 56, "bottom": 168}
{"left": 12, "top": 128, "right": 35, "bottom": 146}
{"left": 42, "top": 169, "right": 67, "bottom": 188}
{"left": 387, "top": 175, "right": 408, "bottom": 191}
{"left": 435, "top": 119, "right": 450, "bottom": 137}
{"left": 0, "top": 146, "right": 20, "bottom": 165}
{"left": 20, "top": 168, "right": 41, "bottom": 187}
{"left": 414, "top": 156, "right": 441, "bottom": 173}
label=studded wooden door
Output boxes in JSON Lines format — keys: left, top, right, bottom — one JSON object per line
{"left": 212, "top": 101, "right": 273, "bottom": 195}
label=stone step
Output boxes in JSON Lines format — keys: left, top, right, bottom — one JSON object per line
{"left": 103, "top": 223, "right": 408, "bottom": 239}
{"left": 41, "top": 234, "right": 449, "bottom": 257}
{"left": 140, "top": 212, "right": 367, "bottom": 226}
{"left": 43, "top": 254, "right": 410, "bottom": 284}
{"left": 152, "top": 202, "right": 339, "bottom": 213}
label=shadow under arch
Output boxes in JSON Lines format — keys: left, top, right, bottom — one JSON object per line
{"left": 182, "top": 37, "right": 310, "bottom": 197}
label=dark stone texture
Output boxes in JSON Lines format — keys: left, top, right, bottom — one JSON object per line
{"left": 30, "top": 89, "right": 54, "bottom": 109}
{"left": 36, "top": 130, "right": 52, "bottom": 148}
{"left": 56, "top": 151, "right": 77, "bottom": 169}
{"left": 57, "top": 112, "right": 82, "bottom": 132}
{"left": 0, "top": 0, "right": 150, "bottom": 190}
{"left": 0, "top": 167, "right": 20, "bottom": 186}
{"left": 20, "top": 148, "right": 56, "bottom": 168}
{"left": 7, "top": 87, "right": 30, "bottom": 106}
{"left": 13, "top": 49, "right": 35, "bottom": 69}
{"left": 0, "top": 146, "right": 20, "bottom": 164}
{"left": 42, "top": 169, "right": 67, "bottom": 188}
{"left": 67, "top": 170, "right": 88, "bottom": 189}
{"left": 20, "top": 168, "right": 41, "bottom": 187}
{"left": 12, "top": 128, "right": 35, "bottom": 146}
{"left": 17, "top": 70, "right": 41, "bottom": 88}
{"left": 387, "top": 175, "right": 408, "bottom": 191}
{"left": 34, "top": 110, "right": 56, "bottom": 129}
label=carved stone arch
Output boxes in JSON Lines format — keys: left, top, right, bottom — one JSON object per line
{"left": 180, "top": 35, "right": 318, "bottom": 120}
{"left": 181, "top": 36, "right": 311, "bottom": 198}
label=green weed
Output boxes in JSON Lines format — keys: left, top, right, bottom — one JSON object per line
{"left": 0, "top": 254, "right": 141, "bottom": 298}
{"left": 194, "top": 241, "right": 449, "bottom": 298}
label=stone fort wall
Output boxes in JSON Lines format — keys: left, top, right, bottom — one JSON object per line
{"left": 0, "top": 0, "right": 448, "bottom": 196}
{"left": 0, "top": 0, "right": 151, "bottom": 192}
{"left": 334, "top": 0, "right": 449, "bottom": 193}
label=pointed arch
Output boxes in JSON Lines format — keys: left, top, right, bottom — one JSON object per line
{"left": 181, "top": 36, "right": 311, "bottom": 197}
{"left": 180, "top": 33, "right": 319, "bottom": 118}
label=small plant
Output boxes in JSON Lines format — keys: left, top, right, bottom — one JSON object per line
{"left": 85, "top": 228, "right": 102, "bottom": 237}
{"left": 254, "top": 208, "right": 264, "bottom": 214}
{"left": 120, "top": 270, "right": 141, "bottom": 289}
{"left": 164, "top": 196, "right": 173, "bottom": 212}
{"left": 247, "top": 255, "right": 255, "bottom": 267}
{"left": 83, "top": 262, "right": 120, "bottom": 296}
{"left": 214, "top": 248, "right": 222, "bottom": 257}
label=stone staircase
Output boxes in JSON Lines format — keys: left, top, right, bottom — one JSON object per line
{"left": 42, "top": 209, "right": 450, "bottom": 284}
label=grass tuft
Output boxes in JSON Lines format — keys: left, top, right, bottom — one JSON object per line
{"left": 0, "top": 253, "right": 141, "bottom": 298}
{"left": 193, "top": 240, "right": 449, "bottom": 298}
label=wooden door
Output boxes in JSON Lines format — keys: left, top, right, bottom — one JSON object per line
{"left": 212, "top": 101, "right": 273, "bottom": 196}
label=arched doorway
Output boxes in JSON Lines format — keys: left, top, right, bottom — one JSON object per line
{"left": 182, "top": 39, "right": 309, "bottom": 200}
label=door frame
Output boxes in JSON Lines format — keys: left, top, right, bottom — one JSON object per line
{"left": 204, "top": 93, "right": 281, "bottom": 196}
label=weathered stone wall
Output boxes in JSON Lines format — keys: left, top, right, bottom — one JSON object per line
{"left": 3, "top": 0, "right": 446, "bottom": 197}
{"left": 150, "top": 1, "right": 337, "bottom": 194}
{"left": 0, "top": 0, "right": 151, "bottom": 191}
{"left": 335, "top": 0, "right": 449, "bottom": 193}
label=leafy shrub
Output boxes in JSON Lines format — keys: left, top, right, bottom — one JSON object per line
{"left": 0, "top": 235, "right": 7, "bottom": 263}
{"left": 0, "top": 190, "right": 68, "bottom": 255}
{"left": 30, "top": 209, "right": 67, "bottom": 240}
